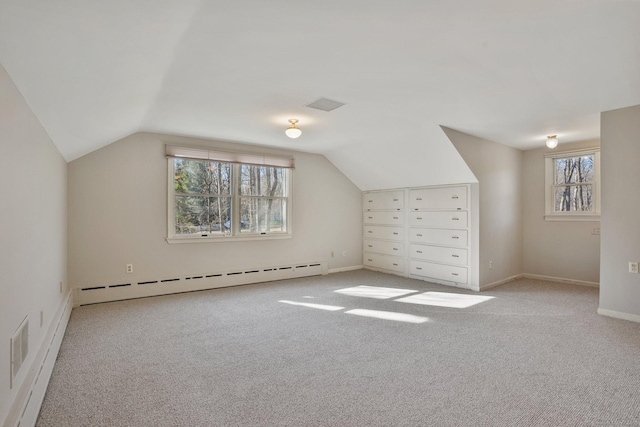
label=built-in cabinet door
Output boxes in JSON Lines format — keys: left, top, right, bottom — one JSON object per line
{"left": 363, "top": 190, "right": 404, "bottom": 211}
{"left": 364, "top": 239, "right": 404, "bottom": 257}
{"left": 409, "top": 228, "right": 468, "bottom": 247}
{"left": 410, "top": 244, "right": 467, "bottom": 266}
{"left": 364, "top": 211, "right": 405, "bottom": 226}
{"left": 364, "top": 254, "right": 405, "bottom": 273}
{"left": 363, "top": 225, "right": 405, "bottom": 241}
{"left": 410, "top": 211, "right": 467, "bottom": 229}
{"left": 409, "top": 186, "right": 467, "bottom": 211}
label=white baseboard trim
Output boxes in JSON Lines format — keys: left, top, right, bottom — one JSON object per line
{"left": 522, "top": 273, "right": 599, "bottom": 288}
{"left": 480, "top": 274, "right": 524, "bottom": 291}
{"left": 597, "top": 308, "right": 640, "bottom": 324}
{"left": 328, "top": 265, "right": 363, "bottom": 274}
{"left": 3, "top": 291, "right": 73, "bottom": 427}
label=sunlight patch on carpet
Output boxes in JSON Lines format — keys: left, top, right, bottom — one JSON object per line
{"left": 334, "top": 285, "right": 418, "bottom": 299}
{"left": 396, "top": 292, "right": 495, "bottom": 308}
{"left": 278, "top": 300, "right": 345, "bottom": 311}
{"left": 345, "top": 309, "right": 429, "bottom": 323}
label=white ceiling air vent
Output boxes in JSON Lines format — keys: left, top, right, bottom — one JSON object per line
{"left": 306, "top": 98, "right": 346, "bottom": 112}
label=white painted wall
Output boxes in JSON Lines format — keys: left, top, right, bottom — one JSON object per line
{"left": 444, "top": 127, "right": 523, "bottom": 289}
{"left": 0, "top": 64, "right": 67, "bottom": 425}
{"left": 68, "top": 132, "right": 362, "bottom": 292}
{"left": 522, "top": 140, "right": 600, "bottom": 285}
{"left": 599, "top": 104, "right": 640, "bottom": 320}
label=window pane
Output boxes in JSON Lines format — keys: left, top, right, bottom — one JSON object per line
{"left": 174, "top": 159, "right": 231, "bottom": 195}
{"left": 239, "top": 165, "right": 286, "bottom": 197}
{"left": 554, "top": 185, "right": 593, "bottom": 212}
{"left": 554, "top": 156, "right": 594, "bottom": 185}
{"left": 240, "top": 198, "right": 287, "bottom": 233}
{"left": 175, "top": 196, "right": 231, "bottom": 235}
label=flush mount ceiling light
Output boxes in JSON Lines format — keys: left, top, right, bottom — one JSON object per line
{"left": 285, "top": 119, "right": 302, "bottom": 139}
{"left": 546, "top": 135, "right": 558, "bottom": 149}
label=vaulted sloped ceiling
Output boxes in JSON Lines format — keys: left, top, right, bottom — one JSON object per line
{"left": 1, "top": 0, "right": 639, "bottom": 190}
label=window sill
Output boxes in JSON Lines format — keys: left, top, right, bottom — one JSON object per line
{"left": 166, "top": 234, "right": 292, "bottom": 244}
{"left": 544, "top": 214, "right": 600, "bottom": 222}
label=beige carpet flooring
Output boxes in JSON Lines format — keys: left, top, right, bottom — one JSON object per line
{"left": 37, "top": 270, "right": 640, "bottom": 426}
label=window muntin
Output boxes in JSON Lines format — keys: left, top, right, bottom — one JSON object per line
{"left": 167, "top": 149, "right": 292, "bottom": 241}
{"left": 544, "top": 148, "right": 600, "bottom": 221}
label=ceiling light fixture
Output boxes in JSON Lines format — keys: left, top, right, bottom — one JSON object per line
{"left": 546, "top": 135, "right": 558, "bottom": 149}
{"left": 285, "top": 119, "right": 302, "bottom": 139}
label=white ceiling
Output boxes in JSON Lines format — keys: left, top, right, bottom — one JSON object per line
{"left": 1, "top": 0, "right": 639, "bottom": 189}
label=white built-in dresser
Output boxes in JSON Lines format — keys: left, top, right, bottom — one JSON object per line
{"left": 363, "top": 184, "right": 471, "bottom": 290}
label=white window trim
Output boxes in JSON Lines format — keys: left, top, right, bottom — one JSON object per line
{"left": 166, "top": 148, "right": 294, "bottom": 243}
{"left": 544, "top": 147, "right": 600, "bottom": 222}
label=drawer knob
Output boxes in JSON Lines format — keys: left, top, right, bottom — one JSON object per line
{"left": 416, "top": 233, "right": 423, "bottom": 237}
{"left": 416, "top": 267, "right": 422, "bottom": 270}
{"left": 452, "top": 195, "right": 459, "bottom": 199}
{"left": 393, "top": 232, "right": 399, "bottom": 235}
{"left": 452, "top": 236, "right": 459, "bottom": 239}
{"left": 368, "top": 200, "right": 373, "bottom": 203}
{"left": 452, "top": 217, "right": 459, "bottom": 221}
{"left": 416, "top": 197, "right": 423, "bottom": 201}
{"left": 392, "top": 263, "right": 398, "bottom": 266}
{"left": 393, "top": 216, "right": 399, "bottom": 219}
{"left": 452, "top": 273, "right": 459, "bottom": 276}
{"left": 368, "top": 216, "right": 373, "bottom": 219}
{"left": 416, "top": 217, "right": 423, "bottom": 220}
{"left": 417, "top": 250, "right": 423, "bottom": 254}
{"left": 393, "top": 198, "right": 398, "bottom": 201}
{"left": 452, "top": 255, "right": 459, "bottom": 258}
{"left": 393, "top": 248, "right": 398, "bottom": 251}
{"left": 368, "top": 245, "right": 373, "bottom": 248}
{"left": 368, "top": 231, "right": 373, "bottom": 233}
{"left": 368, "top": 258, "right": 373, "bottom": 262}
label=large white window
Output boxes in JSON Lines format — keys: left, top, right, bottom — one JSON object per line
{"left": 166, "top": 145, "right": 293, "bottom": 242}
{"left": 544, "top": 148, "right": 600, "bottom": 221}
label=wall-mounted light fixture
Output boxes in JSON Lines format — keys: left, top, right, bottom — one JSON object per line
{"left": 285, "top": 119, "right": 302, "bottom": 139}
{"left": 546, "top": 135, "right": 558, "bottom": 149}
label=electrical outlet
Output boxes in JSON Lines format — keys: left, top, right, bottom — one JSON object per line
{"left": 591, "top": 227, "right": 600, "bottom": 235}
{"left": 629, "top": 262, "right": 638, "bottom": 274}
{"left": 489, "top": 260, "right": 493, "bottom": 270}
{"left": 126, "top": 264, "right": 133, "bottom": 274}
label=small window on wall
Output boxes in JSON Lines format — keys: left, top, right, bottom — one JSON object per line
{"left": 544, "top": 148, "right": 600, "bottom": 221}
{"left": 166, "top": 145, "right": 294, "bottom": 242}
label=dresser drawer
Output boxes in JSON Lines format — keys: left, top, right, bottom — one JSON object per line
{"left": 409, "top": 228, "right": 468, "bottom": 247}
{"left": 410, "top": 211, "right": 467, "bottom": 229}
{"left": 410, "top": 260, "right": 468, "bottom": 283}
{"left": 363, "top": 190, "right": 404, "bottom": 211}
{"left": 363, "top": 225, "right": 405, "bottom": 241}
{"left": 410, "top": 244, "right": 467, "bottom": 266}
{"left": 364, "top": 211, "right": 404, "bottom": 226}
{"left": 409, "top": 186, "right": 467, "bottom": 211}
{"left": 364, "top": 239, "right": 404, "bottom": 257}
{"left": 364, "top": 254, "right": 405, "bottom": 273}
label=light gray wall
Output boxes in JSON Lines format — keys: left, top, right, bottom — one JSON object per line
{"left": 599, "top": 104, "right": 640, "bottom": 319}
{"left": 68, "top": 132, "right": 362, "bottom": 290}
{"left": 0, "top": 64, "right": 67, "bottom": 424}
{"left": 522, "top": 140, "right": 600, "bottom": 284}
{"left": 444, "top": 127, "right": 523, "bottom": 288}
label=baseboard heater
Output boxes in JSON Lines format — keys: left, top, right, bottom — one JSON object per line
{"left": 76, "top": 262, "right": 327, "bottom": 306}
